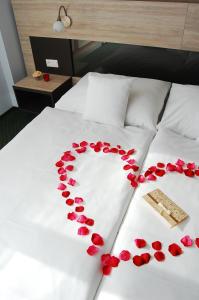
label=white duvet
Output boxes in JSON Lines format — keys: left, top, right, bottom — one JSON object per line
{"left": 0, "top": 107, "right": 154, "bottom": 300}
{"left": 96, "top": 128, "right": 199, "bottom": 300}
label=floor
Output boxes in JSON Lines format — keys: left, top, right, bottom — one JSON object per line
{"left": 0, "top": 107, "right": 36, "bottom": 150}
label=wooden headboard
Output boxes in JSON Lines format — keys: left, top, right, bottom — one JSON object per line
{"left": 12, "top": 0, "right": 199, "bottom": 75}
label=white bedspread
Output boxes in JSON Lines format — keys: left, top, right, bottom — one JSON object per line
{"left": 96, "top": 128, "right": 199, "bottom": 300}
{"left": 0, "top": 108, "right": 154, "bottom": 300}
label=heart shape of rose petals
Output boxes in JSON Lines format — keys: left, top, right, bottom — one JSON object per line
{"left": 55, "top": 141, "right": 199, "bottom": 277}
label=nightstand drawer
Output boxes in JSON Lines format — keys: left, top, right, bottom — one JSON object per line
{"left": 14, "top": 88, "right": 53, "bottom": 113}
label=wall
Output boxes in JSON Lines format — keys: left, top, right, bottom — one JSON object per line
{"left": 0, "top": 0, "right": 26, "bottom": 82}
{"left": 0, "top": 31, "right": 17, "bottom": 114}
{"left": 11, "top": 0, "right": 199, "bottom": 75}
{"left": 0, "top": 0, "right": 26, "bottom": 111}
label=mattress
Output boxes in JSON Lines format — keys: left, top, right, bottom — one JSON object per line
{"left": 96, "top": 127, "right": 199, "bottom": 300}
{"left": 0, "top": 107, "right": 154, "bottom": 300}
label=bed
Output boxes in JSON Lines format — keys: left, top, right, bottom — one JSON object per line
{"left": 0, "top": 82, "right": 156, "bottom": 299}
{"left": 0, "top": 67, "right": 199, "bottom": 300}
{"left": 95, "top": 127, "right": 199, "bottom": 300}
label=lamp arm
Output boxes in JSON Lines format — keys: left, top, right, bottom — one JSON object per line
{"left": 57, "top": 5, "right": 68, "bottom": 21}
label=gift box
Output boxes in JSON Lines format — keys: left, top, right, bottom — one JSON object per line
{"left": 143, "top": 189, "right": 188, "bottom": 227}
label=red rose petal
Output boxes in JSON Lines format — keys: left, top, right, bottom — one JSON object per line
{"left": 94, "top": 146, "right": 101, "bottom": 152}
{"left": 72, "top": 143, "right": 79, "bottom": 148}
{"left": 62, "top": 191, "right": 70, "bottom": 198}
{"left": 90, "top": 143, "right": 95, "bottom": 148}
{"left": 152, "top": 241, "right": 162, "bottom": 251}
{"left": 60, "top": 174, "right": 67, "bottom": 181}
{"left": 67, "top": 212, "right": 77, "bottom": 221}
{"left": 101, "top": 253, "right": 111, "bottom": 266}
{"left": 148, "top": 166, "right": 157, "bottom": 172}
{"left": 61, "top": 154, "right": 71, "bottom": 162}
{"left": 121, "top": 155, "right": 129, "bottom": 161}
{"left": 76, "top": 147, "right": 87, "bottom": 154}
{"left": 131, "top": 180, "right": 138, "bottom": 188}
{"left": 103, "top": 147, "right": 110, "bottom": 153}
{"left": 127, "top": 149, "right": 135, "bottom": 155}
{"left": 132, "top": 165, "right": 139, "bottom": 172}
{"left": 134, "top": 239, "right": 146, "bottom": 248}
{"left": 195, "top": 170, "right": 199, "bottom": 176}
{"left": 102, "top": 265, "right": 112, "bottom": 276}
{"left": 110, "top": 256, "right": 120, "bottom": 267}
{"left": 75, "top": 206, "right": 84, "bottom": 212}
{"left": 66, "top": 198, "right": 74, "bottom": 206}
{"left": 96, "top": 141, "right": 103, "bottom": 148}
{"left": 176, "top": 165, "right": 184, "bottom": 173}
{"left": 104, "top": 142, "right": 110, "bottom": 147}
{"left": 68, "top": 178, "right": 76, "bottom": 186}
{"left": 85, "top": 218, "right": 94, "bottom": 226}
{"left": 69, "top": 155, "right": 76, "bottom": 161}
{"left": 195, "top": 238, "right": 199, "bottom": 248}
{"left": 58, "top": 167, "right": 66, "bottom": 175}
{"left": 132, "top": 255, "right": 144, "bottom": 267}
{"left": 137, "top": 175, "right": 145, "bottom": 183}
{"left": 154, "top": 251, "right": 165, "bottom": 261}
{"left": 168, "top": 243, "right": 183, "bottom": 256}
{"left": 176, "top": 159, "right": 185, "bottom": 166}
{"left": 66, "top": 165, "right": 74, "bottom": 171}
{"left": 187, "top": 162, "right": 195, "bottom": 170}
{"left": 127, "top": 159, "right": 136, "bottom": 165}
{"left": 123, "top": 164, "right": 132, "bottom": 170}
{"left": 180, "top": 235, "right": 193, "bottom": 247}
{"left": 184, "top": 169, "right": 195, "bottom": 177}
{"left": 110, "top": 148, "right": 118, "bottom": 153}
{"left": 64, "top": 151, "right": 71, "bottom": 155}
{"left": 157, "top": 162, "right": 165, "bottom": 168}
{"left": 119, "top": 150, "right": 126, "bottom": 155}
{"left": 147, "top": 174, "right": 157, "bottom": 181}
{"left": 75, "top": 197, "right": 84, "bottom": 204}
{"left": 80, "top": 141, "right": 88, "bottom": 147}
{"left": 57, "top": 183, "right": 67, "bottom": 191}
{"left": 155, "top": 169, "right": 166, "bottom": 177}
{"left": 55, "top": 160, "right": 64, "bottom": 168}
{"left": 127, "top": 173, "right": 135, "bottom": 181}
{"left": 141, "top": 253, "right": 151, "bottom": 264}
{"left": 119, "top": 250, "right": 131, "bottom": 261}
{"left": 87, "top": 245, "right": 99, "bottom": 256}
{"left": 166, "top": 163, "right": 176, "bottom": 172}
{"left": 92, "top": 233, "right": 104, "bottom": 246}
{"left": 144, "top": 170, "right": 153, "bottom": 177}
{"left": 77, "top": 215, "right": 87, "bottom": 223}
{"left": 78, "top": 226, "right": 89, "bottom": 236}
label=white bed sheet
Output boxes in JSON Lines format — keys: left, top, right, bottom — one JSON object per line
{"left": 96, "top": 128, "right": 199, "bottom": 300}
{"left": 0, "top": 107, "right": 154, "bottom": 300}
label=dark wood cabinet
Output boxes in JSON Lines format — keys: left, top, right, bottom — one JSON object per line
{"left": 13, "top": 74, "right": 72, "bottom": 113}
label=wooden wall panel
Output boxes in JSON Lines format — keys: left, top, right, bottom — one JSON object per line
{"left": 11, "top": 0, "right": 198, "bottom": 75}
{"left": 182, "top": 4, "right": 199, "bottom": 51}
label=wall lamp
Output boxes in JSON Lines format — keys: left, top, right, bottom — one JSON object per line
{"left": 53, "top": 5, "right": 72, "bottom": 32}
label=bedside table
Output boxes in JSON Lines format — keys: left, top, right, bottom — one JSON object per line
{"left": 13, "top": 74, "right": 72, "bottom": 113}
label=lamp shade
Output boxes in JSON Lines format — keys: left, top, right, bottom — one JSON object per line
{"left": 53, "top": 21, "right": 64, "bottom": 32}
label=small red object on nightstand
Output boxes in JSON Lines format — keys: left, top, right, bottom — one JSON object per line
{"left": 43, "top": 73, "right": 50, "bottom": 81}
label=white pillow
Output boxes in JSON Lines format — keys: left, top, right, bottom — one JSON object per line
{"left": 126, "top": 77, "right": 171, "bottom": 130}
{"left": 55, "top": 73, "right": 89, "bottom": 113}
{"left": 56, "top": 72, "right": 170, "bottom": 130}
{"left": 83, "top": 73, "right": 132, "bottom": 127}
{"left": 158, "top": 83, "right": 199, "bottom": 139}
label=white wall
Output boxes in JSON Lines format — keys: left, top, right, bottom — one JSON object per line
{"left": 0, "top": 58, "right": 12, "bottom": 114}
{"left": 0, "top": 0, "right": 26, "bottom": 114}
